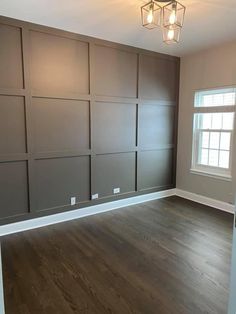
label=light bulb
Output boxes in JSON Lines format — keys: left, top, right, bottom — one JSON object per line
{"left": 167, "top": 29, "right": 175, "bottom": 40}
{"left": 147, "top": 9, "right": 153, "bottom": 24}
{"left": 169, "top": 10, "right": 176, "bottom": 25}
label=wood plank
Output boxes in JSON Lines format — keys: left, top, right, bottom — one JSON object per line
{"left": 1, "top": 196, "right": 233, "bottom": 313}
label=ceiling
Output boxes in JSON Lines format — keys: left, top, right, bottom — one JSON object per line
{"left": 0, "top": 0, "right": 236, "bottom": 57}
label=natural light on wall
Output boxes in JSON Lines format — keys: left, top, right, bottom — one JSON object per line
{"left": 191, "top": 88, "right": 236, "bottom": 179}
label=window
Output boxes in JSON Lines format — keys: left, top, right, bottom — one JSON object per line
{"left": 192, "top": 88, "right": 236, "bottom": 179}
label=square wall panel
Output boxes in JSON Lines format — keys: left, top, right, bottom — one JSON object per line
{"left": 0, "top": 95, "right": 26, "bottom": 154}
{"left": 35, "top": 156, "right": 90, "bottom": 211}
{"left": 93, "top": 153, "right": 136, "bottom": 198}
{"left": 33, "top": 98, "right": 90, "bottom": 153}
{"left": 30, "top": 31, "right": 89, "bottom": 94}
{"left": 93, "top": 102, "right": 136, "bottom": 152}
{"left": 139, "top": 104, "right": 175, "bottom": 149}
{"left": 0, "top": 24, "right": 23, "bottom": 89}
{"left": 94, "top": 45, "right": 138, "bottom": 98}
{"left": 0, "top": 161, "right": 28, "bottom": 219}
{"left": 139, "top": 55, "right": 177, "bottom": 101}
{"left": 139, "top": 149, "right": 173, "bottom": 190}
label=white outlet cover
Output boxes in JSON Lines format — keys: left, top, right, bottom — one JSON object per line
{"left": 92, "top": 193, "right": 99, "bottom": 200}
{"left": 113, "top": 188, "right": 120, "bottom": 194}
{"left": 70, "top": 197, "right": 76, "bottom": 205}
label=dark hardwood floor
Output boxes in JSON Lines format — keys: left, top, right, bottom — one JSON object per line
{"left": 1, "top": 196, "right": 234, "bottom": 314}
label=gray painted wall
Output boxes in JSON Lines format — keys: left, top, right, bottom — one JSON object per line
{"left": 0, "top": 16, "right": 179, "bottom": 224}
{"left": 177, "top": 41, "right": 236, "bottom": 204}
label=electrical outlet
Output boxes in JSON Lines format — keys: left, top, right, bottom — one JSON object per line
{"left": 92, "top": 193, "right": 99, "bottom": 200}
{"left": 70, "top": 197, "right": 76, "bottom": 206}
{"left": 113, "top": 187, "right": 120, "bottom": 194}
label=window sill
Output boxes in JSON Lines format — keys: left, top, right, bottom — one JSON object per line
{"left": 190, "top": 168, "right": 232, "bottom": 182}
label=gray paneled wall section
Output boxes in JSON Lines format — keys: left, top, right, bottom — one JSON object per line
{"left": 0, "top": 16, "right": 180, "bottom": 224}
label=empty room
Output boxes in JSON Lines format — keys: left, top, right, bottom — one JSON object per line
{"left": 0, "top": 0, "right": 236, "bottom": 313}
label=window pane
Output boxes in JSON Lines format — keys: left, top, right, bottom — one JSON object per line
{"left": 219, "top": 151, "right": 230, "bottom": 168}
{"left": 212, "top": 113, "right": 222, "bottom": 129}
{"left": 209, "top": 132, "right": 220, "bottom": 149}
{"left": 199, "top": 148, "right": 208, "bottom": 165}
{"left": 212, "top": 93, "right": 224, "bottom": 106}
{"left": 195, "top": 88, "right": 236, "bottom": 107}
{"left": 222, "top": 113, "right": 234, "bottom": 130}
{"left": 201, "top": 132, "right": 209, "bottom": 148}
{"left": 209, "top": 149, "right": 219, "bottom": 166}
{"left": 193, "top": 88, "right": 235, "bottom": 175}
{"left": 201, "top": 113, "right": 211, "bottom": 129}
{"left": 203, "top": 95, "right": 213, "bottom": 107}
{"left": 224, "top": 92, "right": 235, "bottom": 106}
{"left": 197, "top": 113, "right": 234, "bottom": 130}
{"left": 220, "top": 132, "right": 231, "bottom": 150}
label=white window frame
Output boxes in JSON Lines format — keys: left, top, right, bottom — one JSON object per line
{"left": 191, "top": 87, "right": 236, "bottom": 180}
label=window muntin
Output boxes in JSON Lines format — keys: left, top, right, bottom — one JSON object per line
{"left": 195, "top": 88, "right": 236, "bottom": 107}
{"left": 194, "top": 113, "right": 233, "bottom": 169}
{"left": 196, "top": 112, "right": 234, "bottom": 130}
{"left": 192, "top": 88, "right": 235, "bottom": 178}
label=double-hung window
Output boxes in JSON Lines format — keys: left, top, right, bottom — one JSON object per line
{"left": 191, "top": 87, "right": 236, "bottom": 179}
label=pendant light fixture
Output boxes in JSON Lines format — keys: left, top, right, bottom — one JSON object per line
{"left": 162, "top": 26, "right": 181, "bottom": 44}
{"left": 162, "top": 1, "right": 185, "bottom": 29}
{"left": 141, "top": 0, "right": 186, "bottom": 44}
{"left": 141, "top": 0, "right": 162, "bottom": 30}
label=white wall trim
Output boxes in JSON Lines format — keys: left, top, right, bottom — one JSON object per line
{"left": 176, "top": 189, "right": 235, "bottom": 214}
{"left": 0, "top": 188, "right": 233, "bottom": 237}
{"left": 0, "top": 189, "right": 176, "bottom": 237}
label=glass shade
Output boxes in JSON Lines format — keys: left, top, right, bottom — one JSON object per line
{"left": 141, "top": 1, "right": 162, "bottom": 30}
{"left": 162, "top": 1, "right": 186, "bottom": 29}
{"left": 162, "top": 26, "right": 181, "bottom": 44}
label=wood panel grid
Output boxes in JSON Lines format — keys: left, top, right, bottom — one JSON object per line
{"left": 0, "top": 16, "right": 180, "bottom": 224}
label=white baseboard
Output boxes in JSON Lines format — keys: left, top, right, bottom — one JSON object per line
{"left": 0, "top": 189, "right": 176, "bottom": 237}
{"left": 0, "top": 188, "right": 233, "bottom": 237}
{"left": 176, "top": 189, "right": 235, "bottom": 214}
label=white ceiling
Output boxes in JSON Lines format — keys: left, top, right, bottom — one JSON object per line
{"left": 0, "top": 0, "right": 236, "bottom": 57}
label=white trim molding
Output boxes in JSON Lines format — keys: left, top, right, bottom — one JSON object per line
{"left": 176, "top": 188, "right": 235, "bottom": 214}
{"left": 0, "top": 189, "right": 176, "bottom": 237}
{"left": 0, "top": 188, "right": 234, "bottom": 237}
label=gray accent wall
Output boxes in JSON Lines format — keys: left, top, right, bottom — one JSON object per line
{"left": 177, "top": 41, "right": 236, "bottom": 204}
{"left": 0, "top": 16, "right": 179, "bottom": 224}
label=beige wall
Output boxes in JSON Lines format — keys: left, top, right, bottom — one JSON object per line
{"left": 177, "top": 41, "right": 236, "bottom": 204}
